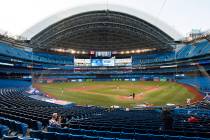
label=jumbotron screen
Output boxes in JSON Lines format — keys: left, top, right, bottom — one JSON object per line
{"left": 91, "top": 59, "right": 115, "bottom": 66}
{"left": 74, "top": 58, "right": 132, "bottom": 66}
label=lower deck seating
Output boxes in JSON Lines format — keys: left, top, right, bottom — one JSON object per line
{"left": 177, "top": 77, "right": 210, "bottom": 93}
{"left": 44, "top": 109, "right": 210, "bottom": 139}
{"left": 0, "top": 117, "right": 28, "bottom": 137}
{"left": 30, "top": 129, "right": 210, "bottom": 140}
{"left": 0, "top": 88, "right": 209, "bottom": 140}
{"left": 0, "top": 79, "right": 31, "bottom": 88}
{"left": 0, "top": 124, "right": 9, "bottom": 138}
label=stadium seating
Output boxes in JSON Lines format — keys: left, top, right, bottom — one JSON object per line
{"left": 0, "top": 42, "right": 74, "bottom": 65}
{"left": 177, "top": 76, "right": 210, "bottom": 93}
{"left": 0, "top": 117, "right": 28, "bottom": 137}
{"left": 45, "top": 109, "right": 210, "bottom": 139}
{"left": 132, "top": 40, "right": 210, "bottom": 66}
{"left": 0, "top": 79, "right": 31, "bottom": 88}
{"left": 0, "top": 88, "right": 107, "bottom": 139}
{"left": 0, "top": 125, "right": 9, "bottom": 138}
{"left": 0, "top": 87, "right": 209, "bottom": 139}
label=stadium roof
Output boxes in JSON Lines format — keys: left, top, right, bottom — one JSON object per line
{"left": 25, "top": 4, "right": 182, "bottom": 51}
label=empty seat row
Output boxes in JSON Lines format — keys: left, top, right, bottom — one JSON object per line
{"left": 30, "top": 130, "right": 210, "bottom": 140}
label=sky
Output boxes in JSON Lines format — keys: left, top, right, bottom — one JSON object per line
{"left": 0, "top": 0, "right": 209, "bottom": 37}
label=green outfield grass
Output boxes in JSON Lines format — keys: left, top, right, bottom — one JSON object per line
{"left": 34, "top": 81, "right": 196, "bottom": 107}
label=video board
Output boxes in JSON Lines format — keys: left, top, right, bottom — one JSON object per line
{"left": 91, "top": 59, "right": 114, "bottom": 66}
{"left": 75, "top": 58, "right": 132, "bottom": 66}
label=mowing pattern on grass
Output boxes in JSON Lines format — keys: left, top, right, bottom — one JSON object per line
{"left": 34, "top": 81, "right": 202, "bottom": 107}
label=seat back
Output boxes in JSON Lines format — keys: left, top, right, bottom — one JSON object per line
{"left": 56, "top": 133, "right": 69, "bottom": 140}
{"left": 30, "top": 130, "right": 43, "bottom": 139}
{"left": 42, "top": 131, "right": 57, "bottom": 140}
{"left": 2, "top": 135, "right": 19, "bottom": 140}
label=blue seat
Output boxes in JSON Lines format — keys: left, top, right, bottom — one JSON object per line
{"left": 5, "top": 120, "right": 16, "bottom": 133}
{"left": 111, "top": 127, "right": 122, "bottom": 132}
{"left": 30, "top": 130, "right": 43, "bottom": 139}
{"left": 35, "top": 121, "right": 42, "bottom": 130}
{"left": 69, "top": 134, "right": 84, "bottom": 140}
{"left": 56, "top": 133, "right": 70, "bottom": 140}
{"left": 84, "top": 135, "right": 99, "bottom": 140}
{"left": 99, "top": 137, "right": 115, "bottom": 140}
{"left": 179, "top": 136, "right": 197, "bottom": 140}
{"left": 134, "top": 133, "right": 150, "bottom": 140}
{"left": 17, "top": 123, "right": 28, "bottom": 137}
{"left": 59, "top": 128, "right": 70, "bottom": 133}
{"left": 95, "top": 131, "right": 109, "bottom": 137}
{"left": 119, "top": 132, "right": 134, "bottom": 139}
{"left": 80, "top": 124, "right": 89, "bottom": 130}
{"left": 107, "top": 132, "right": 121, "bottom": 138}
{"left": 2, "top": 135, "right": 19, "bottom": 140}
{"left": 83, "top": 129, "right": 96, "bottom": 136}
{"left": 18, "top": 137, "right": 36, "bottom": 140}
{"left": 47, "top": 126, "right": 59, "bottom": 132}
{"left": 69, "top": 124, "right": 80, "bottom": 129}
{"left": 97, "top": 126, "right": 111, "bottom": 131}
{"left": 0, "top": 125, "right": 9, "bottom": 138}
{"left": 149, "top": 134, "right": 164, "bottom": 140}
{"left": 134, "top": 128, "right": 148, "bottom": 134}
{"left": 70, "top": 128, "right": 82, "bottom": 135}
{"left": 165, "top": 135, "right": 181, "bottom": 140}
{"left": 42, "top": 131, "right": 57, "bottom": 140}
{"left": 196, "top": 138, "right": 210, "bottom": 140}
{"left": 122, "top": 128, "right": 135, "bottom": 133}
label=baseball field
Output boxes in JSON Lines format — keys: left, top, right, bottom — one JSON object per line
{"left": 34, "top": 81, "right": 203, "bottom": 107}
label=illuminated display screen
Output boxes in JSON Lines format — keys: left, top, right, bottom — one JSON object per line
{"left": 91, "top": 59, "right": 103, "bottom": 66}
{"left": 75, "top": 58, "right": 132, "bottom": 66}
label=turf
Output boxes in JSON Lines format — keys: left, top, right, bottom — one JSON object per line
{"left": 34, "top": 81, "right": 195, "bottom": 107}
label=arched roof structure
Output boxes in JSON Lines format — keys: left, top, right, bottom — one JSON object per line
{"left": 23, "top": 4, "right": 182, "bottom": 51}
